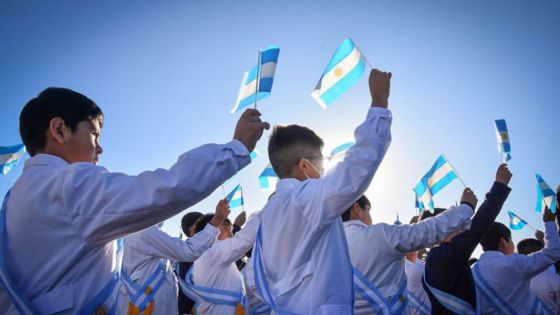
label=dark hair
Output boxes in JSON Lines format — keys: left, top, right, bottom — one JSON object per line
{"left": 418, "top": 208, "right": 446, "bottom": 221}
{"left": 19, "top": 87, "right": 103, "bottom": 156}
{"left": 517, "top": 238, "right": 544, "bottom": 255}
{"left": 468, "top": 258, "right": 478, "bottom": 266}
{"left": 181, "top": 212, "right": 204, "bottom": 236}
{"left": 341, "top": 195, "right": 371, "bottom": 222}
{"left": 268, "top": 125, "right": 324, "bottom": 178}
{"left": 194, "top": 214, "right": 231, "bottom": 234}
{"left": 480, "top": 222, "right": 512, "bottom": 252}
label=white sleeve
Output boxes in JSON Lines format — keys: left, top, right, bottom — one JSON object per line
{"left": 60, "top": 140, "right": 250, "bottom": 244}
{"left": 380, "top": 204, "right": 474, "bottom": 254}
{"left": 516, "top": 222, "right": 560, "bottom": 279}
{"left": 293, "top": 108, "right": 392, "bottom": 231}
{"left": 135, "top": 225, "right": 218, "bottom": 262}
{"left": 210, "top": 212, "right": 261, "bottom": 267}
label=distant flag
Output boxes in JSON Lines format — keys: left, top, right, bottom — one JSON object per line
{"left": 413, "top": 155, "right": 459, "bottom": 210}
{"left": 494, "top": 119, "right": 511, "bottom": 163}
{"left": 231, "top": 46, "right": 280, "bottom": 113}
{"left": 311, "top": 37, "right": 367, "bottom": 109}
{"left": 226, "top": 184, "right": 244, "bottom": 209}
{"left": 508, "top": 211, "right": 528, "bottom": 230}
{"left": 394, "top": 211, "right": 402, "bottom": 225}
{"left": 250, "top": 149, "right": 260, "bottom": 161}
{"left": 329, "top": 142, "right": 355, "bottom": 163}
{"left": 1, "top": 144, "right": 26, "bottom": 175}
{"left": 259, "top": 163, "right": 278, "bottom": 191}
{"left": 535, "top": 174, "right": 557, "bottom": 214}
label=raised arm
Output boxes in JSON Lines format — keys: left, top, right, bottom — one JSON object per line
{"left": 212, "top": 211, "right": 261, "bottom": 266}
{"left": 295, "top": 69, "right": 393, "bottom": 230}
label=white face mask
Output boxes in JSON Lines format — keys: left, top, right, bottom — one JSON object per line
{"left": 302, "top": 158, "right": 324, "bottom": 179}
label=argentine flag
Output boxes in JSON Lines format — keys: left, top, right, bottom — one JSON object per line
{"left": 231, "top": 46, "right": 280, "bottom": 113}
{"left": 415, "top": 194, "right": 434, "bottom": 212}
{"left": 259, "top": 163, "right": 278, "bottom": 191}
{"left": 1, "top": 144, "right": 26, "bottom": 175}
{"left": 226, "top": 184, "right": 244, "bottom": 209}
{"left": 494, "top": 119, "right": 511, "bottom": 163}
{"left": 535, "top": 174, "right": 557, "bottom": 214}
{"left": 311, "top": 37, "right": 367, "bottom": 109}
{"left": 329, "top": 142, "right": 355, "bottom": 162}
{"left": 508, "top": 211, "right": 527, "bottom": 230}
{"left": 413, "top": 155, "right": 458, "bottom": 210}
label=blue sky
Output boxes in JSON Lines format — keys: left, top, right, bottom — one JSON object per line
{"left": 1, "top": 1, "right": 559, "bottom": 257}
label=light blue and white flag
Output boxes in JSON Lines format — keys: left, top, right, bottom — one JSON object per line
{"left": 1, "top": 144, "right": 26, "bottom": 175}
{"left": 494, "top": 119, "right": 511, "bottom": 163}
{"left": 413, "top": 155, "right": 458, "bottom": 210}
{"left": 415, "top": 194, "right": 434, "bottom": 212}
{"left": 508, "top": 211, "right": 527, "bottom": 230}
{"left": 226, "top": 184, "right": 244, "bottom": 209}
{"left": 259, "top": 163, "right": 278, "bottom": 191}
{"left": 329, "top": 141, "right": 355, "bottom": 162}
{"left": 250, "top": 149, "right": 260, "bottom": 161}
{"left": 535, "top": 174, "right": 557, "bottom": 214}
{"left": 231, "top": 46, "right": 280, "bottom": 113}
{"left": 311, "top": 37, "right": 367, "bottom": 109}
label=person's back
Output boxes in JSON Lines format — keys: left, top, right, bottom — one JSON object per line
{"left": 254, "top": 69, "right": 393, "bottom": 314}
{"left": 1, "top": 87, "right": 268, "bottom": 314}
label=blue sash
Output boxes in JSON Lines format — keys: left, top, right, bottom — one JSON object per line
{"left": 0, "top": 190, "right": 124, "bottom": 315}
{"left": 352, "top": 267, "right": 407, "bottom": 315}
{"left": 472, "top": 263, "right": 552, "bottom": 315}
{"left": 176, "top": 264, "right": 247, "bottom": 312}
{"left": 121, "top": 261, "right": 168, "bottom": 311}
{"left": 422, "top": 274, "right": 478, "bottom": 315}
{"left": 406, "top": 290, "right": 430, "bottom": 315}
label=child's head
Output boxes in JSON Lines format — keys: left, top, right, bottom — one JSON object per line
{"left": 268, "top": 125, "right": 324, "bottom": 180}
{"left": 19, "top": 87, "right": 104, "bottom": 163}
{"left": 181, "top": 211, "right": 204, "bottom": 238}
{"left": 516, "top": 238, "right": 544, "bottom": 255}
{"left": 480, "top": 222, "right": 515, "bottom": 255}
{"left": 341, "top": 195, "right": 372, "bottom": 225}
{"left": 195, "top": 214, "right": 233, "bottom": 240}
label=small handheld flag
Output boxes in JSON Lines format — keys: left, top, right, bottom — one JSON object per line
{"left": 535, "top": 174, "right": 557, "bottom": 214}
{"left": 226, "top": 184, "right": 244, "bottom": 209}
{"left": 494, "top": 119, "right": 511, "bottom": 163}
{"left": 1, "top": 144, "right": 26, "bottom": 175}
{"left": 259, "top": 163, "right": 278, "bottom": 191}
{"left": 311, "top": 37, "right": 367, "bottom": 109}
{"left": 413, "top": 154, "right": 460, "bottom": 210}
{"left": 231, "top": 46, "right": 280, "bottom": 113}
{"left": 508, "top": 211, "right": 528, "bottom": 230}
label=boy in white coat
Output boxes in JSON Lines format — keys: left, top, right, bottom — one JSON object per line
{"left": 0, "top": 87, "right": 268, "bottom": 314}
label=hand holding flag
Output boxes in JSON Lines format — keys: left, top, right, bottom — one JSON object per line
{"left": 369, "top": 69, "right": 391, "bottom": 108}
{"left": 460, "top": 188, "right": 478, "bottom": 210}
{"left": 233, "top": 109, "right": 270, "bottom": 152}
{"left": 495, "top": 164, "right": 512, "bottom": 186}
{"left": 210, "top": 198, "right": 231, "bottom": 228}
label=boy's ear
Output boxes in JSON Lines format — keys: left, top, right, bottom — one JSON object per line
{"left": 48, "top": 117, "right": 66, "bottom": 145}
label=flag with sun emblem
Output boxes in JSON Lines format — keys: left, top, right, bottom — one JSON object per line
{"left": 311, "top": 37, "right": 367, "bottom": 109}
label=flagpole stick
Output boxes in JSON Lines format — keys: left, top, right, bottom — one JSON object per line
{"left": 254, "top": 50, "right": 261, "bottom": 110}
{"left": 221, "top": 185, "right": 226, "bottom": 199}
{"left": 442, "top": 153, "right": 467, "bottom": 189}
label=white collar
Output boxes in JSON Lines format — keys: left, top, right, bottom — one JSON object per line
{"left": 24, "top": 153, "right": 69, "bottom": 170}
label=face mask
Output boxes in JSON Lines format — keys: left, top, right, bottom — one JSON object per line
{"left": 302, "top": 158, "right": 324, "bottom": 179}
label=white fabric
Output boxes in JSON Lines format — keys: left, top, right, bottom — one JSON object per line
{"left": 1, "top": 140, "right": 250, "bottom": 314}
{"left": 344, "top": 204, "right": 472, "bottom": 315}
{"left": 531, "top": 265, "right": 560, "bottom": 314}
{"left": 405, "top": 259, "right": 431, "bottom": 315}
{"left": 192, "top": 212, "right": 260, "bottom": 315}
{"left": 119, "top": 223, "right": 218, "bottom": 314}
{"left": 475, "top": 222, "right": 560, "bottom": 314}
{"left": 252, "top": 107, "right": 392, "bottom": 315}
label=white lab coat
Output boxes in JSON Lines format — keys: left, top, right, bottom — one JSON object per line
{"left": 405, "top": 259, "right": 431, "bottom": 315}
{"left": 192, "top": 212, "right": 260, "bottom": 315}
{"left": 119, "top": 223, "right": 218, "bottom": 315}
{"left": 1, "top": 140, "right": 250, "bottom": 314}
{"left": 530, "top": 265, "right": 560, "bottom": 314}
{"left": 343, "top": 204, "right": 472, "bottom": 314}
{"left": 475, "top": 222, "right": 560, "bottom": 314}
{"left": 254, "top": 107, "right": 392, "bottom": 315}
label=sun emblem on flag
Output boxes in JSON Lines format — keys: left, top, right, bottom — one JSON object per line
{"left": 334, "top": 67, "right": 344, "bottom": 77}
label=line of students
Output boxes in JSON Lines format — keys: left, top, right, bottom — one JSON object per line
{"left": 1, "top": 70, "right": 560, "bottom": 315}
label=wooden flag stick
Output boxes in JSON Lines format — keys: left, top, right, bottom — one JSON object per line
{"left": 254, "top": 49, "right": 262, "bottom": 110}
{"left": 442, "top": 153, "right": 467, "bottom": 189}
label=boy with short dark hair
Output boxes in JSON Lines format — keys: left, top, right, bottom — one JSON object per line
{"left": 0, "top": 87, "right": 268, "bottom": 313}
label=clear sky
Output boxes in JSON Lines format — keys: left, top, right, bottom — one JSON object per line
{"left": 1, "top": 1, "right": 559, "bottom": 258}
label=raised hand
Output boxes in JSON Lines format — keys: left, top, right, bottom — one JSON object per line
{"left": 460, "top": 188, "right": 478, "bottom": 210}
{"left": 369, "top": 69, "right": 392, "bottom": 108}
{"left": 495, "top": 163, "right": 512, "bottom": 186}
{"left": 234, "top": 211, "right": 247, "bottom": 227}
{"left": 210, "top": 198, "right": 231, "bottom": 227}
{"left": 233, "top": 109, "right": 271, "bottom": 152}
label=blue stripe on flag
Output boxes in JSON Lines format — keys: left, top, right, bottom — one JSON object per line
{"left": 0, "top": 144, "right": 25, "bottom": 155}
{"left": 430, "top": 171, "right": 458, "bottom": 196}
{"left": 260, "top": 46, "right": 280, "bottom": 64}
{"left": 259, "top": 77, "right": 274, "bottom": 93}
{"left": 322, "top": 38, "right": 356, "bottom": 75}
{"left": 495, "top": 119, "right": 507, "bottom": 132}
{"left": 319, "top": 58, "right": 366, "bottom": 106}
{"left": 508, "top": 211, "right": 527, "bottom": 230}
{"left": 259, "top": 167, "right": 277, "bottom": 178}
{"left": 237, "top": 92, "right": 271, "bottom": 111}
